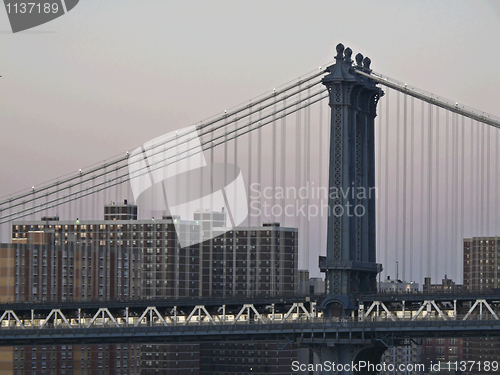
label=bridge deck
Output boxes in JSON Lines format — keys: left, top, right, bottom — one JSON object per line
{"left": 0, "top": 318, "right": 499, "bottom": 346}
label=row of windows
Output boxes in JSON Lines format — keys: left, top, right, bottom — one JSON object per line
{"left": 14, "top": 223, "right": 178, "bottom": 231}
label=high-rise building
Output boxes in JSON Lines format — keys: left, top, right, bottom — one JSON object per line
{"left": 463, "top": 237, "right": 500, "bottom": 293}
{"left": 205, "top": 222, "right": 298, "bottom": 298}
{"left": 462, "top": 236, "right": 500, "bottom": 373}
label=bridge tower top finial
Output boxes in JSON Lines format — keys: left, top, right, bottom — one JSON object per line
{"left": 336, "top": 43, "right": 345, "bottom": 59}
{"left": 344, "top": 48, "right": 352, "bottom": 64}
{"left": 363, "top": 57, "right": 372, "bottom": 72}
{"left": 355, "top": 53, "right": 364, "bottom": 67}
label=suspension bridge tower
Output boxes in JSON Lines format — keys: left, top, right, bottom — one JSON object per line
{"left": 316, "top": 43, "right": 386, "bottom": 373}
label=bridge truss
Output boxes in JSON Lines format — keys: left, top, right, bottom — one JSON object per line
{"left": 1, "top": 293, "right": 500, "bottom": 347}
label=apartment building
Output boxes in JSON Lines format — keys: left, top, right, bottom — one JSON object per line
{"left": 205, "top": 223, "right": 298, "bottom": 298}
{"left": 462, "top": 237, "right": 500, "bottom": 374}
{"left": 463, "top": 237, "right": 500, "bottom": 293}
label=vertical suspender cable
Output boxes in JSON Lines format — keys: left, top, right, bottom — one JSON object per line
{"left": 457, "top": 112, "right": 461, "bottom": 281}
{"left": 271, "top": 93, "right": 277, "bottom": 296}
{"left": 247, "top": 102, "right": 253, "bottom": 227}
{"left": 470, "top": 119, "right": 475, "bottom": 248}
{"left": 450, "top": 111, "right": 456, "bottom": 280}
{"left": 452, "top": 112, "right": 458, "bottom": 281}
{"left": 272, "top": 91, "right": 277, "bottom": 223}
{"left": 486, "top": 123, "right": 492, "bottom": 287}
{"left": 305, "top": 90, "right": 311, "bottom": 272}
{"left": 92, "top": 170, "right": 96, "bottom": 222}
{"left": 80, "top": 171, "right": 84, "bottom": 220}
{"left": 477, "top": 120, "right": 481, "bottom": 237}
{"left": 454, "top": 112, "right": 459, "bottom": 281}
{"left": 155, "top": 141, "right": 159, "bottom": 219}
{"left": 117, "top": 166, "right": 121, "bottom": 214}
{"left": 224, "top": 114, "right": 228, "bottom": 221}
{"left": 477, "top": 120, "right": 481, "bottom": 288}
{"left": 402, "top": 92, "right": 407, "bottom": 282}
{"left": 200, "top": 120, "right": 210, "bottom": 295}
{"left": 234, "top": 118, "right": 238, "bottom": 226}
{"left": 45, "top": 192, "right": 49, "bottom": 223}
{"left": 376, "top": 92, "right": 382, "bottom": 273}
{"left": 445, "top": 110, "right": 450, "bottom": 279}
{"left": 296, "top": 81, "right": 302, "bottom": 267}
{"left": 486, "top": 125, "right": 490, "bottom": 235}
{"left": 44, "top": 182, "right": 48, "bottom": 219}
{"left": 469, "top": 120, "right": 477, "bottom": 290}
{"left": 68, "top": 184, "right": 72, "bottom": 222}
{"left": 481, "top": 121, "right": 485, "bottom": 286}
{"left": 460, "top": 115, "right": 465, "bottom": 281}
{"left": 395, "top": 91, "right": 400, "bottom": 279}
{"left": 257, "top": 109, "right": 262, "bottom": 226}
{"left": 384, "top": 89, "right": 389, "bottom": 278}
{"left": 281, "top": 97, "right": 287, "bottom": 227}
{"left": 376, "top": 90, "right": 385, "bottom": 274}
{"left": 483, "top": 123, "right": 487, "bottom": 236}
{"left": 104, "top": 164, "right": 107, "bottom": 208}
{"left": 115, "top": 161, "right": 119, "bottom": 209}
{"left": 434, "top": 107, "right": 439, "bottom": 282}
{"left": 409, "top": 96, "right": 414, "bottom": 283}
{"left": 318, "top": 95, "right": 323, "bottom": 255}
{"left": 420, "top": 100, "right": 425, "bottom": 283}
{"left": 427, "top": 103, "right": 433, "bottom": 279}
{"left": 31, "top": 189, "right": 35, "bottom": 223}
{"left": 475, "top": 120, "right": 480, "bottom": 236}
{"left": 210, "top": 122, "right": 215, "bottom": 294}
